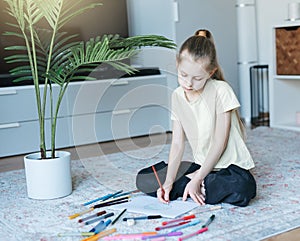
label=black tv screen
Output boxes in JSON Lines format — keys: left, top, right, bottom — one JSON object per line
{"left": 0, "top": 0, "right": 128, "bottom": 87}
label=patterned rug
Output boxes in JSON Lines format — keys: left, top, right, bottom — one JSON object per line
{"left": 1, "top": 126, "right": 300, "bottom": 241}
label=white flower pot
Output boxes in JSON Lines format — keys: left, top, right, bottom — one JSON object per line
{"left": 24, "top": 151, "right": 72, "bottom": 199}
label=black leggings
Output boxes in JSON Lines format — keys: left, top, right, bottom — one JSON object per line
{"left": 136, "top": 161, "right": 256, "bottom": 207}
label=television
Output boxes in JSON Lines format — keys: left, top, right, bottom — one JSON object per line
{"left": 0, "top": 0, "right": 129, "bottom": 87}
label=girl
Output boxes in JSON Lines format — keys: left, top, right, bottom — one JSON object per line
{"left": 136, "top": 29, "right": 256, "bottom": 207}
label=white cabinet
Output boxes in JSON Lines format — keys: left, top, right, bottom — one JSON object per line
{"left": 70, "top": 75, "right": 170, "bottom": 146}
{"left": 0, "top": 74, "right": 170, "bottom": 157}
{"left": 270, "top": 23, "right": 300, "bottom": 131}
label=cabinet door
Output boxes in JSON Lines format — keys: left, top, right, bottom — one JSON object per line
{"left": 0, "top": 87, "right": 38, "bottom": 123}
{"left": 0, "top": 116, "right": 71, "bottom": 157}
{"left": 70, "top": 105, "right": 169, "bottom": 146}
{"left": 0, "top": 120, "right": 40, "bottom": 157}
{"left": 67, "top": 75, "right": 168, "bottom": 115}
{"left": 0, "top": 85, "right": 69, "bottom": 124}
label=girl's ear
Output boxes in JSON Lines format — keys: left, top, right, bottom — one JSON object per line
{"left": 176, "top": 55, "right": 179, "bottom": 69}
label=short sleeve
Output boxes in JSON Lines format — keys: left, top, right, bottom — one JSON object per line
{"left": 170, "top": 90, "right": 179, "bottom": 121}
{"left": 216, "top": 82, "right": 240, "bottom": 114}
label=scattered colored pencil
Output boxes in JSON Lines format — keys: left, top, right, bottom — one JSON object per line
{"left": 81, "top": 228, "right": 117, "bottom": 241}
{"left": 178, "top": 226, "right": 208, "bottom": 241}
{"left": 152, "top": 165, "right": 164, "bottom": 193}
{"left": 111, "top": 209, "right": 127, "bottom": 225}
{"left": 69, "top": 208, "right": 94, "bottom": 219}
{"left": 78, "top": 211, "right": 106, "bottom": 223}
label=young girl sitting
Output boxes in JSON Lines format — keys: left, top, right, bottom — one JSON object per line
{"left": 136, "top": 29, "right": 256, "bottom": 207}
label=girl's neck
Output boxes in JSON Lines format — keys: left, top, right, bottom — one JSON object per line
{"left": 184, "top": 88, "right": 203, "bottom": 102}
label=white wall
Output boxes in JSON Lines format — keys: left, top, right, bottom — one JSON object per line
{"left": 175, "top": 0, "right": 239, "bottom": 96}
{"left": 127, "top": 0, "right": 239, "bottom": 95}
{"left": 256, "top": 0, "right": 296, "bottom": 64}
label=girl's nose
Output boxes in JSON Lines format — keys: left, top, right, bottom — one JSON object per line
{"left": 186, "top": 79, "right": 192, "bottom": 87}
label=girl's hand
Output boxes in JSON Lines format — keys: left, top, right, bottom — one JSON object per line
{"left": 157, "top": 183, "right": 172, "bottom": 204}
{"left": 182, "top": 178, "right": 205, "bottom": 205}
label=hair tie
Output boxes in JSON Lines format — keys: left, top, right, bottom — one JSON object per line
{"left": 196, "top": 30, "right": 207, "bottom": 38}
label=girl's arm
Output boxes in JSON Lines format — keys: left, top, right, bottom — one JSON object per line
{"left": 183, "top": 110, "right": 232, "bottom": 204}
{"left": 157, "top": 119, "right": 185, "bottom": 203}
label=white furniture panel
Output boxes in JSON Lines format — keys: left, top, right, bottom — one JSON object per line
{"left": 68, "top": 75, "right": 168, "bottom": 115}
{"left": 0, "top": 74, "right": 170, "bottom": 157}
{"left": 0, "top": 85, "right": 69, "bottom": 124}
{"left": 0, "top": 117, "right": 72, "bottom": 157}
{"left": 236, "top": 0, "right": 258, "bottom": 123}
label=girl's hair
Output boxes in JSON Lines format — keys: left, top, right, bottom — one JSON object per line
{"left": 178, "top": 29, "right": 246, "bottom": 139}
{"left": 178, "top": 29, "right": 225, "bottom": 80}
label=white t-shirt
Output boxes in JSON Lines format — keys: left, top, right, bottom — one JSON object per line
{"left": 171, "top": 79, "right": 255, "bottom": 170}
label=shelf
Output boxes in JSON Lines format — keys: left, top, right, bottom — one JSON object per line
{"left": 275, "top": 75, "right": 300, "bottom": 80}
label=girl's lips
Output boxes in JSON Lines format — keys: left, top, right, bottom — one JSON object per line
{"left": 183, "top": 86, "right": 193, "bottom": 91}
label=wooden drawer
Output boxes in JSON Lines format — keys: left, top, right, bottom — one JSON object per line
{"left": 0, "top": 85, "right": 69, "bottom": 124}
{"left": 70, "top": 105, "right": 169, "bottom": 146}
{"left": 67, "top": 75, "right": 168, "bottom": 116}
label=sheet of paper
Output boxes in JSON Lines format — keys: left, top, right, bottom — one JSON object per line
{"left": 111, "top": 195, "right": 199, "bottom": 218}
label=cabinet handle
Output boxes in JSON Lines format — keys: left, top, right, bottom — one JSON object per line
{"left": 112, "top": 109, "right": 131, "bottom": 115}
{"left": 0, "top": 122, "right": 20, "bottom": 129}
{"left": 0, "top": 89, "right": 17, "bottom": 96}
{"left": 111, "top": 80, "right": 129, "bottom": 86}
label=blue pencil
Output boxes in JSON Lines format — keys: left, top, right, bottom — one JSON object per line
{"left": 82, "top": 190, "right": 123, "bottom": 206}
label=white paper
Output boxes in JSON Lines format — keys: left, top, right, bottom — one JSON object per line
{"left": 111, "top": 195, "right": 199, "bottom": 218}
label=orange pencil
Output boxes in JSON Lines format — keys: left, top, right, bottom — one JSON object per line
{"left": 152, "top": 165, "right": 164, "bottom": 191}
{"left": 151, "top": 165, "right": 169, "bottom": 204}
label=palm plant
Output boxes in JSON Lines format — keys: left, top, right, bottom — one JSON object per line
{"left": 3, "top": 0, "right": 176, "bottom": 159}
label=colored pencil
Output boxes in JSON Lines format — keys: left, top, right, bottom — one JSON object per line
{"left": 111, "top": 208, "right": 127, "bottom": 225}
{"left": 178, "top": 227, "right": 208, "bottom": 241}
{"left": 155, "top": 221, "right": 191, "bottom": 231}
{"left": 57, "top": 232, "right": 95, "bottom": 237}
{"left": 152, "top": 165, "right": 164, "bottom": 192}
{"left": 78, "top": 211, "right": 106, "bottom": 223}
{"left": 93, "top": 198, "right": 129, "bottom": 209}
{"left": 69, "top": 208, "right": 94, "bottom": 219}
{"left": 82, "top": 190, "right": 123, "bottom": 206}
{"left": 162, "top": 214, "right": 195, "bottom": 226}
{"left": 92, "top": 195, "right": 130, "bottom": 208}
{"left": 81, "top": 228, "right": 117, "bottom": 241}
{"left": 102, "top": 232, "right": 158, "bottom": 240}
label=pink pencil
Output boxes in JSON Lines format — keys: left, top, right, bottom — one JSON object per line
{"left": 103, "top": 232, "right": 157, "bottom": 240}
{"left": 162, "top": 214, "right": 195, "bottom": 226}
{"left": 178, "top": 227, "right": 208, "bottom": 241}
{"left": 155, "top": 221, "right": 191, "bottom": 231}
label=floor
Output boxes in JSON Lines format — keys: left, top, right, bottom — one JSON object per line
{"left": 0, "top": 133, "right": 299, "bottom": 240}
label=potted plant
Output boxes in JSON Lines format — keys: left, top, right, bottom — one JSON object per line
{"left": 3, "top": 0, "right": 176, "bottom": 199}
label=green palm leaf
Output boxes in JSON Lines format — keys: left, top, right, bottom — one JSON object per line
{"left": 34, "top": 0, "right": 62, "bottom": 29}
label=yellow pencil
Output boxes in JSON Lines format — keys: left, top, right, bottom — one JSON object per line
{"left": 81, "top": 228, "right": 117, "bottom": 241}
{"left": 68, "top": 207, "right": 94, "bottom": 219}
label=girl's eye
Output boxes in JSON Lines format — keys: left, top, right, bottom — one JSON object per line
{"left": 181, "top": 73, "right": 187, "bottom": 77}
{"left": 194, "top": 77, "right": 203, "bottom": 81}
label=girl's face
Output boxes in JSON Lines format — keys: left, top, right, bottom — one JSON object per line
{"left": 177, "top": 51, "right": 212, "bottom": 93}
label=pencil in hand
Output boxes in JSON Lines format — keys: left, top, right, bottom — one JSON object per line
{"left": 151, "top": 165, "right": 169, "bottom": 203}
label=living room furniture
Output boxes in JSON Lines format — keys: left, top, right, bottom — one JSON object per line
{"left": 0, "top": 72, "right": 170, "bottom": 157}
{"left": 270, "top": 22, "right": 300, "bottom": 131}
